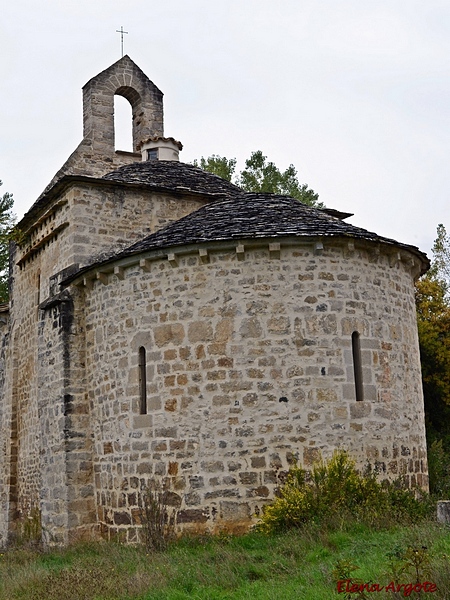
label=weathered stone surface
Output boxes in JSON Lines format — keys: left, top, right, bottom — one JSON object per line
{"left": 154, "top": 324, "right": 185, "bottom": 347}
{"left": 350, "top": 402, "right": 372, "bottom": 419}
{"left": 177, "top": 509, "right": 209, "bottom": 524}
{"left": 303, "top": 447, "right": 322, "bottom": 467}
{"left": 188, "top": 322, "right": 213, "bottom": 343}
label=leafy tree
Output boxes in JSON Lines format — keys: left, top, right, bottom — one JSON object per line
{"left": 192, "top": 155, "right": 237, "bottom": 183}
{"left": 194, "top": 150, "right": 322, "bottom": 207}
{"left": 416, "top": 276, "right": 450, "bottom": 408}
{"left": 239, "top": 150, "right": 322, "bottom": 207}
{"left": 0, "top": 181, "right": 15, "bottom": 303}
{"left": 415, "top": 224, "right": 450, "bottom": 494}
{"left": 428, "top": 224, "right": 450, "bottom": 300}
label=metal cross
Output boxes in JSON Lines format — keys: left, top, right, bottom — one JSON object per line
{"left": 116, "top": 26, "right": 128, "bottom": 58}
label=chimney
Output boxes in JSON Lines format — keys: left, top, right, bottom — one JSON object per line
{"left": 139, "top": 136, "right": 183, "bottom": 162}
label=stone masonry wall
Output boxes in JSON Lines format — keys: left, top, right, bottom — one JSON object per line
{"left": 82, "top": 55, "right": 163, "bottom": 156}
{"left": 2, "top": 181, "right": 208, "bottom": 543}
{"left": 7, "top": 258, "right": 42, "bottom": 531}
{"left": 43, "top": 56, "right": 164, "bottom": 189}
{"left": 37, "top": 285, "right": 97, "bottom": 544}
{"left": 66, "top": 184, "right": 209, "bottom": 269}
{"left": 18, "top": 183, "right": 209, "bottom": 294}
{"left": 80, "top": 240, "right": 428, "bottom": 541}
{"left": 0, "top": 309, "right": 13, "bottom": 544}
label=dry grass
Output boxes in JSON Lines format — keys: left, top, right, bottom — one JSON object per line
{"left": 0, "top": 522, "right": 449, "bottom": 599}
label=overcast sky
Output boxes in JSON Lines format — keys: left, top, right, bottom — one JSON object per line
{"left": 2, "top": 0, "right": 449, "bottom": 257}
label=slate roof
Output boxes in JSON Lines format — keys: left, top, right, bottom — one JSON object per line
{"left": 120, "top": 193, "right": 427, "bottom": 254}
{"left": 18, "top": 161, "right": 243, "bottom": 232}
{"left": 102, "top": 161, "right": 243, "bottom": 199}
{"left": 66, "top": 193, "right": 429, "bottom": 283}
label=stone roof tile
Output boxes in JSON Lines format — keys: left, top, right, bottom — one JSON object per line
{"left": 117, "top": 193, "right": 424, "bottom": 255}
{"left": 102, "top": 161, "right": 243, "bottom": 198}
{"left": 66, "top": 193, "right": 429, "bottom": 282}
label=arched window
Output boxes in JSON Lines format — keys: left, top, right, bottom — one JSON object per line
{"left": 114, "top": 95, "right": 133, "bottom": 151}
{"left": 138, "top": 346, "right": 147, "bottom": 414}
{"left": 351, "top": 331, "right": 364, "bottom": 401}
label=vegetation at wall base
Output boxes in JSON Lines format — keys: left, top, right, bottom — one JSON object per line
{"left": 0, "top": 451, "right": 442, "bottom": 599}
{"left": 138, "top": 480, "right": 176, "bottom": 552}
{"left": 1, "top": 522, "right": 450, "bottom": 599}
{"left": 257, "top": 451, "right": 433, "bottom": 534}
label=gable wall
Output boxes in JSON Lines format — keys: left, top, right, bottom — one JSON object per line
{"left": 67, "top": 183, "right": 210, "bottom": 269}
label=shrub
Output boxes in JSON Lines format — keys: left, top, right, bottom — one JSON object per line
{"left": 258, "top": 451, "right": 430, "bottom": 533}
{"left": 138, "top": 480, "right": 175, "bottom": 551}
{"left": 427, "top": 439, "right": 450, "bottom": 497}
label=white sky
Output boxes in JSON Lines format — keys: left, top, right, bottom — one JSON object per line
{"left": 1, "top": 0, "right": 450, "bottom": 257}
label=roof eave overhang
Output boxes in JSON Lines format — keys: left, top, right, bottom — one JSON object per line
{"left": 18, "top": 175, "right": 229, "bottom": 232}
{"left": 63, "top": 234, "right": 429, "bottom": 289}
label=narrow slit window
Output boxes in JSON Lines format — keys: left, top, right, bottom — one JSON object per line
{"left": 138, "top": 346, "right": 147, "bottom": 414}
{"left": 36, "top": 272, "right": 41, "bottom": 320}
{"left": 351, "top": 331, "right": 364, "bottom": 401}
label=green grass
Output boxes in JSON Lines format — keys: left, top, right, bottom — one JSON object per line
{"left": 1, "top": 522, "right": 450, "bottom": 599}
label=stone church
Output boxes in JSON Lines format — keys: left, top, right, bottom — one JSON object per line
{"left": 0, "top": 56, "right": 429, "bottom": 545}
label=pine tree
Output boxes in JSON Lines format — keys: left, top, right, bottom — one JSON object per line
{"left": 0, "top": 181, "right": 15, "bottom": 302}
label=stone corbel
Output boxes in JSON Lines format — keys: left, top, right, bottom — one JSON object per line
{"left": 269, "top": 242, "right": 281, "bottom": 259}
{"left": 368, "top": 245, "right": 381, "bottom": 263}
{"left": 140, "top": 258, "right": 151, "bottom": 273}
{"left": 96, "top": 271, "right": 108, "bottom": 285}
{"left": 168, "top": 253, "right": 178, "bottom": 267}
{"left": 389, "top": 252, "right": 401, "bottom": 267}
{"left": 114, "top": 266, "right": 125, "bottom": 280}
{"left": 314, "top": 241, "right": 324, "bottom": 255}
{"left": 83, "top": 277, "right": 94, "bottom": 290}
